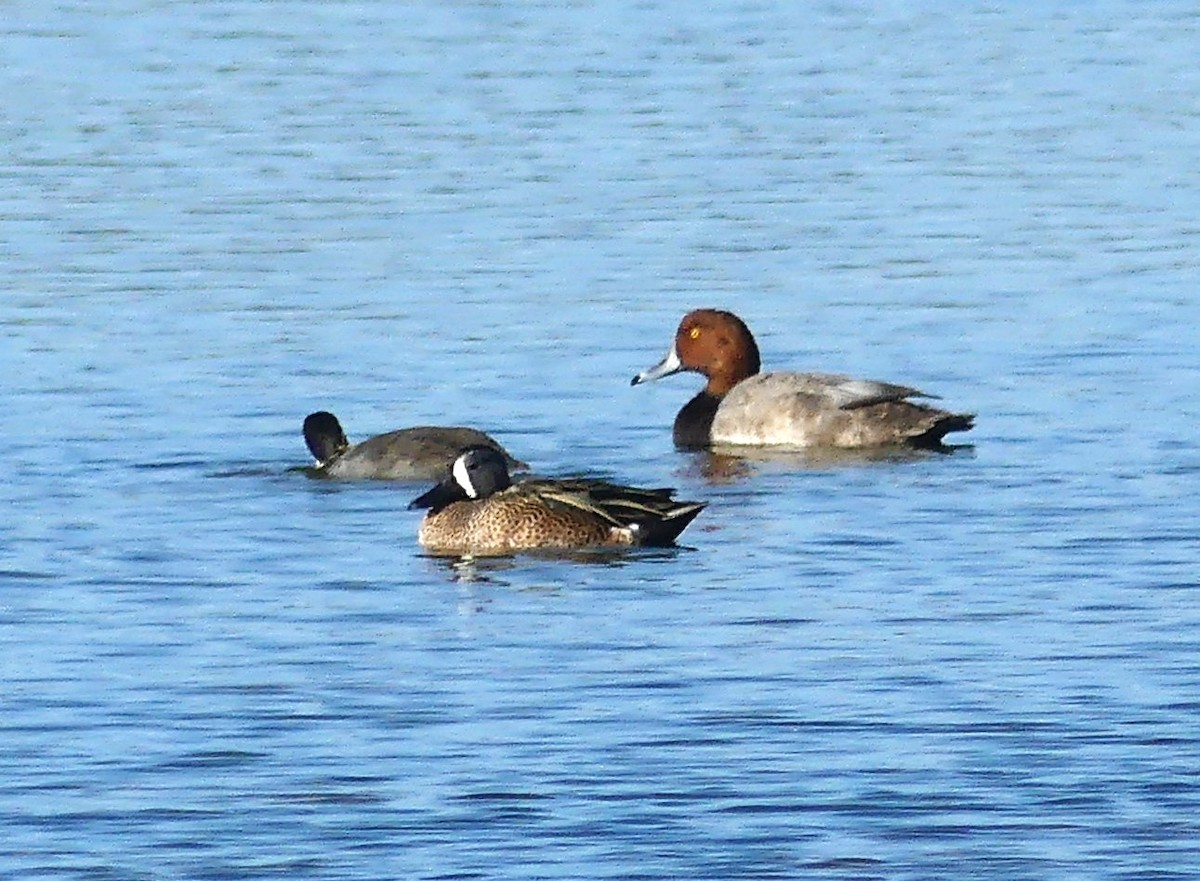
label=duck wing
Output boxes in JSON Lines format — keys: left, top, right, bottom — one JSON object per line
{"left": 749, "top": 372, "right": 937, "bottom": 410}
{"left": 512, "top": 479, "right": 683, "bottom": 527}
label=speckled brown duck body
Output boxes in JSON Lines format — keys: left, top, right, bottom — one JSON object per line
{"left": 632, "top": 309, "right": 974, "bottom": 450}
{"left": 410, "top": 447, "right": 707, "bottom": 557}
{"left": 302, "top": 411, "right": 526, "bottom": 481}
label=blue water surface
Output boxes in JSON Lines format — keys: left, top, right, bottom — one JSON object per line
{"left": 3, "top": 2, "right": 1200, "bottom": 879}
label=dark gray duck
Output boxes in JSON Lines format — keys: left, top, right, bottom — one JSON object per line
{"left": 302, "top": 411, "right": 526, "bottom": 481}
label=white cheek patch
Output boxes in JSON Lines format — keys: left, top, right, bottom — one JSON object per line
{"left": 453, "top": 455, "right": 477, "bottom": 498}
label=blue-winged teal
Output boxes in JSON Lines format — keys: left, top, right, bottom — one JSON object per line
{"left": 409, "top": 446, "right": 707, "bottom": 556}
{"left": 302, "top": 411, "right": 526, "bottom": 481}
{"left": 633, "top": 309, "right": 974, "bottom": 450}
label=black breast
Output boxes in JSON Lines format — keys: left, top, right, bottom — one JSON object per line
{"left": 673, "top": 392, "right": 720, "bottom": 449}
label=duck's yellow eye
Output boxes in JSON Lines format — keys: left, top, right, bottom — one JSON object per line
{"left": 689, "top": 327, "right": 701, "bottom": 340}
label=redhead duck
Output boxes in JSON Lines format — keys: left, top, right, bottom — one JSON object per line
{"left": 632, "top": 309, "right": 974, "bottom": 450}
{"left": 302, "top": 411, "right": 526, "bottom": 481}
{"left": 409, "top": 447, "right": 707, "bottom": 556}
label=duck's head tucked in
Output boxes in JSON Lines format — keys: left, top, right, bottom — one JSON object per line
{"left": 408, "top": 446, "right": 512, "bottom": 514}
{"left": 303, "top": 411, "right": 351, "bottom": 466}
{"left": 409, "top": 447, "right": 707, "bottom": 557}
{"left": 632, "top": 308, "right": 975, "bottom": 451}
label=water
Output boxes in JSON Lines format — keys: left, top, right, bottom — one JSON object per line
{"left": 4, "top": 1, "right": 1200, "bottom": 878}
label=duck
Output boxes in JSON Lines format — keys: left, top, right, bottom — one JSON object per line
{"left": 302, "top": 410, "right": 526, "bottom": 481}
{"left": 632, "top": 309, "right": 974, "bottom": 450}
{"left": 409, "top": 446, "right": 707, "bottom": 556}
